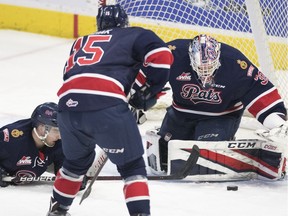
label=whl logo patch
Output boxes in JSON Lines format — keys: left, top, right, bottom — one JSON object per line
{"left": 17, "top": 156, "right": 32, "bottom": 166}
{"left": 176, "top": 72, "right": 191, "bottom": 81}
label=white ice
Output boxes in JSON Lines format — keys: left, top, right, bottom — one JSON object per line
{"left": 0, "top": 30, "right": 287, "bottom": 216}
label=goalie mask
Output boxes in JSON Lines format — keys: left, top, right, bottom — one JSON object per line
{"left": 31, "top": 102, "right": 59, "bottom": 147}
{"left": 97, "top": 4, "right": 129, "bottom": 31}
{"left": 189, "top": 34, "right": 221, "bottom": 87}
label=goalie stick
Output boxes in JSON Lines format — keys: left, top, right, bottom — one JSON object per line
{"left": 97, "top": 144, "right": 200, "bottom": 181}
{"left": 79, "top": 144, "right": 199, "bottom": 203}
{"left": 3, "top": 145, "right": 200, "bottom": 182}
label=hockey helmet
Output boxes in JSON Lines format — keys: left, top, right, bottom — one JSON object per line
{"left": 31, "top": 102, "right": 58, "bottom": 127}
{"left": 189, "top": 34, "right": 221, "bottom": 79}
{"left": 97, "top": 4, "right": 129, "bottom": 31}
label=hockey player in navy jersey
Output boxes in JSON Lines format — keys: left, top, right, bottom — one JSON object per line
{"left": 46, "top": 4, "right": 173, "bottom": 216}
{"left": 155, "top": 34, "right": 287, "bottom": 172}
{"left": 0, "top": 102, "right": 63, "bottom": 187}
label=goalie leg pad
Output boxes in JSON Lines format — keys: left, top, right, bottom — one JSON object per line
{"left": 167, "top": 139, "right": 286, "bottom": 181}
{"left": 145, "top": 129, "right": 166, "bottom": 174}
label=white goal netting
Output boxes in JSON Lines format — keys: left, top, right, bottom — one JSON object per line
{"left": 111, "top": 0, "right": 288, "bottom": 124}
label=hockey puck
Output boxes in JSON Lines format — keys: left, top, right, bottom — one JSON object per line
{"left": 227, "top": 186, "right": 238, "bottom": 191}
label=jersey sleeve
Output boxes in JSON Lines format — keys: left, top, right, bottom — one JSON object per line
{"left": 239, "top": 60, "right": 287, "bottom": 124}
{"left": 132, "top": 29, "right": 173, "bottom": 95}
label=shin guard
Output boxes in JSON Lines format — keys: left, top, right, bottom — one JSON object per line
{"left": 123, "top": 175, "right": 150, "bottom": 215}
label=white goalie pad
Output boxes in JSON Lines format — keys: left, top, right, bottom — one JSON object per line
{"left": 145, "top": 128, "right": 286, "bottom": 181}
{"left": 168, "top": 139, "right": 286, "bottom": 181}
{"left": 145, "top": 129, "right": 166, "bottom": 175}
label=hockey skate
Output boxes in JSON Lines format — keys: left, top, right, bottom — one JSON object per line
{"left": 46, "top": 197, "right": 71, "bottom": 216}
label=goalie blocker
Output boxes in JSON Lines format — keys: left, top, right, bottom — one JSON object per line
{"left": 145, "top": 129, "right": 286, "bottom": 181}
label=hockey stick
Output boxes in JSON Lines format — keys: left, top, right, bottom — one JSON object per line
{"left": 2, "top": 175, "right": 55, "bottom": 183}
{"left": 95, "top": 144, "right": 200, "bottom": 180}
{"left": 79, "top": 150, "right": 108, "bottom": 205}
{"left": 2, "top": 149, "right": 109, "bottom": 184}
{"left": 79, "top": 145, "right": 198, "bottom": 203}
{"left": 3, "top": 145, "right": 200, "bottom": 183}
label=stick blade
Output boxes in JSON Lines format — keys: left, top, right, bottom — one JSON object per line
{"left": 79, "top": 187, "right": 92, "bottom": 205}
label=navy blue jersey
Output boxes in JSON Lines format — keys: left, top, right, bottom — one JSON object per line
{"left": 0, "top": 119, "right": 64, "bottom": 178}
{"left": 167, "top": 39, "right": 287, "bottom": 124}
{"left": 58, "top": 27, "right": 173, "bottom": 111}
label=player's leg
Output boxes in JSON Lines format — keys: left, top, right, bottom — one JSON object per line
{"left": 117, "top": 158, "right": 150, "bottom": 216}
{"left": 95, "top": 104, "right": 150, "bottom": 216}
{"left": 194, "top": 114, "right": 242, "bottom": 141}
{"left": 157, "top": 107, "right": 197, "bottom": 171}
{"left": 47, "top": 111, "right": 96, "bottom": 216}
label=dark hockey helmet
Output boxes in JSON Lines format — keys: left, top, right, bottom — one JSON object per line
{"left": 31, "top": 102, "right": 58, "bottom": 127}
{"left": 97, "top": 4, "right": 129, "bottom": 31}
{"left": 188, "top": 34, "right": 221, "bottom": 79}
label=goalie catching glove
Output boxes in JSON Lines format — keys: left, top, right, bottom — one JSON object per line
{"left": 256, "top": 113, "right": 288, "bottom": 145}
{"left": 256, "top": 122, "right": 288, "bottom": 145}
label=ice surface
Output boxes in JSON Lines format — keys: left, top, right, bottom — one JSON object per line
{"left": 0, "top": 30, "right": 287, "bottom": 216}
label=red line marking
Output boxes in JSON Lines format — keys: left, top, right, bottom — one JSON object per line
{"left": 74, "top": 14, "right": 78, "bottom": 38}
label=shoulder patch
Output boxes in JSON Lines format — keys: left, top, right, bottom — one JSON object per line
{"left": 3, "top": 128, "right": 9, "bottom": 142}
{"left": 247, "top": 65, "right": 255, "bottom": 77}
{"left": 168, "top": 44, "right": 176, "bottom": 51}
{"left": 237, "top": 59, "right": 248, "bottom": 69}
{"left": 11, "top": 129, "right": 24, "bottom": 138}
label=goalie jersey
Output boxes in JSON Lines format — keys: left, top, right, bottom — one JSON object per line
{"left": 0, "top": 119, "right": 64, "bottom": 179}
{"left": 167, "top": 39, "right": 287, "bottom": 125}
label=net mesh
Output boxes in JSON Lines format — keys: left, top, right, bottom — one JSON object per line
{"left": 114, "top": 0, "right": 287, "bottom": 111}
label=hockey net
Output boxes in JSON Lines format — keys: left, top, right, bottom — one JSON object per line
{"left": 105, "top": 0, "right": 288, "bottom": 127}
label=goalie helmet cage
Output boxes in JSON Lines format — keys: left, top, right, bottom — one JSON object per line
{"left": 103, "top": 0, "right": 288, "bottom": 119}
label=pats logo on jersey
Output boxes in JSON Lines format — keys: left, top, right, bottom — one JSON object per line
{"left": 181, "top": 84, "right": 221, "bottom": 104}
{"left": 176, "top": 72, "right": 191, "bottom": 81}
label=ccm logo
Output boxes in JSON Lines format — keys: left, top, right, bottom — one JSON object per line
{"left": 103, "top": 148, "right": 124, "bottom": 153}
{"left": 228, "top": 142, "right": 256, "bottom": 148}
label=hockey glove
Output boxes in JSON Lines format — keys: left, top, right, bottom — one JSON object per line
{"left": 0, "top": 166, "right": 10, "bottom": 187}
{"left": 256, "top": 121, "right": 288, "bottom": 145}
{"left": 130, "top": 107, "right": 147, "bottom": 125}
{"left": 156, "top": 86, "right": 171, "bottom": 99}
{"left": 129, "top": 83, "right": 157, "bottom": 111}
